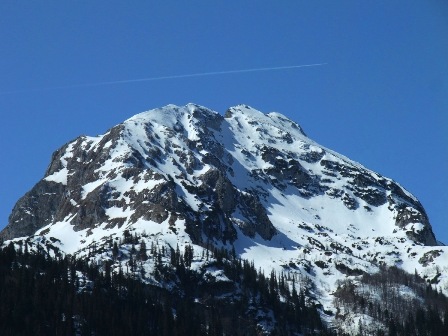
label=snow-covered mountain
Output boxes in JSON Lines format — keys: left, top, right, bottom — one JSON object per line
{"left": 2, "top": 103, "right": 447, "bottom": 332}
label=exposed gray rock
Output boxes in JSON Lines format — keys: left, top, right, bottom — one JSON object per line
{"left": 395, "top": 206, "right": 437, "bottom": 246}
{"left": 1, "top": 180, "right": 66, "bottom": 240}
{"left": 237, "top": 191, "right": 276, "bottom": 240}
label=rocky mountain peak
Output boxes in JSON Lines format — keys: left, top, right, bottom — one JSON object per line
{"left": 1, "top": 103, "right": 446, "bottom": 323}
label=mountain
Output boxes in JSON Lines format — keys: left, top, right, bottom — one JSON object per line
{"left": 1, "top": 103, "right": 447, "bottom": 334}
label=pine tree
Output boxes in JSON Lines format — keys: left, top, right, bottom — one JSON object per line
{"left": 112, "top": 241, "right": 119, "bottom": 260}
{"left": 139, "top": 239, "right": 148, "bottom": 261}
{"left": 184, "top": 244, "right": 194, "bottom": 267}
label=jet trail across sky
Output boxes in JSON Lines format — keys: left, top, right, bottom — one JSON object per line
{"left": 0, "top": 63, "right": 327, "bottom": 95}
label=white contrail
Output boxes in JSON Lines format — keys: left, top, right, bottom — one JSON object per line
{"left": 0, "top": 63, "right": 327, "bottom": 95}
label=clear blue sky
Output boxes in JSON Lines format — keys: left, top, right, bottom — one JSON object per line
{"left": 1, "top": 2, "right": 447, "bottom": 242}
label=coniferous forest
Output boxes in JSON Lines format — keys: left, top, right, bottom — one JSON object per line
{"left": 2, "top": 239, "right": 448, "bottom": 335}
{"left": 333, "top": 265, "right": 448, "bottom": 336}
{"left": 0, "top": 242, "right": 332, "bottom": 335}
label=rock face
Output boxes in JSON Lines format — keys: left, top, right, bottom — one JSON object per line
{"left": 2, "top": 103, "right": 435, "bottom": 245}
{"left": 2, "top": 103, "right": 447, "bottom": 317}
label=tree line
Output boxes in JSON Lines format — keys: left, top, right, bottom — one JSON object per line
{"left": 0, "top": 240, "right": 334, "bottom": 335}
{"left": 333, "top": 265, "right": 448, "bottom": 336}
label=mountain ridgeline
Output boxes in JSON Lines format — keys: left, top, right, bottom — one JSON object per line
{"left": 1, "top": 104, "right": 447, "bottom": 335}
